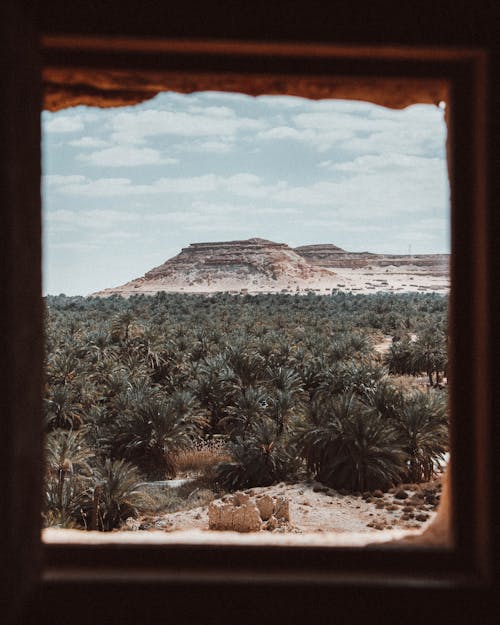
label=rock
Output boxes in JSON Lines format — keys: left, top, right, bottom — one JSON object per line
{"left": 416, "top": 513, "right": 430, "bottom": 522}
{"left": 233, "top": 491, "right": 250, "bottom": 506}
{"left": 264, "top": 515, "right": 278, "bottom": 531}
{"left": 93, "top": 238, "right": 337, "bottom": 297}
{"left": 274, "top": 496, "right": 290, "bottom": 522}
{"left": 312, "top": 483, "right": 328, "bottom": 493}
{"left": 208, "top": 499, "right": 262, "bottom": 533}
{"left": 295, "top": 244, "right": 449, "bottom": 274}
{"left": 208, "top": 492, "right": 291, "bottom": 532}
{"left": 372, "top": 490, "right": 384, "bottom": 498}
{"left": 395, "top": 490, "right": 409, "bottom": 500}
{"left": 256, "top": 494, "right": 274, "bottom": 521}
{"left": 124, "top": 517, "right": 140, "bottom": 531}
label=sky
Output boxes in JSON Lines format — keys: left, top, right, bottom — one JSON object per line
{"left": 42, "top": 92, "right": 450, "bottom": 296}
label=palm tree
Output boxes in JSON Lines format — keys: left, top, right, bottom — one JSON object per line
{"left": 44, "top": 384, "right": 83, "bottom": 430}
{"left": 222, "top": 386, "right": 268, "bottom": 436}
{"left": 116, "top": 392, "right": 206, "bottom": 479}
{"left": 110, "top": 310, "right": 135, "bottom": 342}
{"left": 90, "top": 458, "right": 149, "bottom": 531}
{"left": 411, "top": 329, "right": 448, "bottom": 387}
{"left": 267, "top": 389, "right": 298, "bottom": 438}
{"left": 393, "top": 390, "right": 448, "bottom": 482}
{"left": 215, "top": 418, "right": 298, "bottom": 490}
{"left": 296, "top": 393, "right": 406, "bottom": 491}
{"left": 44, "top": 428, "right": 94, "bottom": 526}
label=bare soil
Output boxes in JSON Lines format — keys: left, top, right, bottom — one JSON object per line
{"left": 131, "top": 477, "right": 442, "bottom": 536}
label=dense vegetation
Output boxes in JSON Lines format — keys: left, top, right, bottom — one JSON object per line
{"left": 43, "top": 291, "right": 449, "bottom": 530}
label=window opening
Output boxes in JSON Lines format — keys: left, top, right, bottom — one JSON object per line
{"left": 41, "top": 91, "right": 451, "bottom": 547}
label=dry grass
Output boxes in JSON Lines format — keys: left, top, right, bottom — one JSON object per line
{"left": 174, "top": 438, "right": 232, "bottom": 479}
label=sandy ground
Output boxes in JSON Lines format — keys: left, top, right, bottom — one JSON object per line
{"left": 43, "top": 478, "right": 443, "bottom": 547}
{"left": 136, "top": 480, "right": 441, "bottom": 534}
{"left": 96, "top": 265, "right": 449, "bottom": 297}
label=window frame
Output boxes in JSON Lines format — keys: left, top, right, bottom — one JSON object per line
{"left": 2, "top": 22, "right": 495, "bottom": 625}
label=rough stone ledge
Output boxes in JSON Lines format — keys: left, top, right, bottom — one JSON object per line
{"left": 208, "top": 491, "right": 290, "bottom": 532}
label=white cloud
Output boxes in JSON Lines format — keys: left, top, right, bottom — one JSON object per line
{"left": 287, "top": 104, "right": 446, "bottom": 154}
{"left": 68, "top": 137, "right": 109, "bottom": 148}
{"left": 79, "top": 146, "right": 178, "bottom": 167}
{"left": 256, "top": 126, "right": 314, "bottom": 141}
{"left": 43, "top": 174, "right": 87, "bottom": 186}
{"left": 44, "top": 116, "right": 84, "bottom": 133}
{"left": 175, "top": 139, "right": 234, "bottom": 154}
{"left": 187, "top": 105, "right": 236, "bottom": 117}
{"left": 110, "top": 109, "right": 266, "bottom": 144}
{"left": 327, "top": 153, "right": 445, "bottom": 174}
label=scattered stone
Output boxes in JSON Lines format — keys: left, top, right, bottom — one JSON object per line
{"left": 274, "top": 496, "right": 290, "bottom": 522}
{"left": 395, "top": 490, "right": 409, "bottom": 500}
{"left": 415, "top": 513, "right": 430, "bottom": 522}
{"left": 312, "top": 483, "right": 329, "bottom": 493}
{"left": 372, "top": 490, "right": 384, "bottom": 498}
{"left": 402, "top": 506, "right": 415, "bottom": 513}
{"left": 124, "top": 517, "right": 141, "bottom": 531}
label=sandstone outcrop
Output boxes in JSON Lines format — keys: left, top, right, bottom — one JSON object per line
{"left": 93, "top": 237, "right": 450, "bottom": 297}
{"left": 94, "top": 238, "right": 336, "bottom": 296}
{"left": 208, "top": 491, "right": 290, "bottom": 532}
{"left": 294, "top": 244, "right": 449, "bottom": 274}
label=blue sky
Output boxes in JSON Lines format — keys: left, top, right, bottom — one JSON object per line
{"left": 42, "top": 92, "right": 449, "bottom": 296}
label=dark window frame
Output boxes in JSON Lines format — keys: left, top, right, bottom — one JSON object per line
{"left": 2, "top": 17, "right": 496, "bottom": 625}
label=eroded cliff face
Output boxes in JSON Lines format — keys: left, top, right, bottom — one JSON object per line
{"left": 295, "top": 244, "right": 449, "bottom": 273}
{"left": 93, "top": 237, "right": 450, "bottom": 297}
{"left": 94, "top": 238, "right": 336, "bottom": 296}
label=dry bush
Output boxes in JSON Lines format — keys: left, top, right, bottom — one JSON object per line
{"left": 174, "top": 438, "right": 232, "bottom": 479}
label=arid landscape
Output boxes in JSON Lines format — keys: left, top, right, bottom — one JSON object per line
{"left": 94, "top": 238, "right": 449, "bottom": 297}
{"left": 43, "top": 238, "right": 449, "bottom": 545}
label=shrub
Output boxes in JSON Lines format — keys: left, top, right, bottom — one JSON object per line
{"left": 173, "top": 438, "right": 232, "bottom": 480}
{"left": 392, "top": 390, "right": 448, "bottom": 482}
{"left": 215, "top": 420, "right": 300, "bottom": 490}
{"left": 90, "top": 458, "right": 150, "bottom": 531}
{"left": 296, "top": 393, "right": 406, "bottom": 492}
{"left": 43, "top": 428, "right": 94, "bottom": 527}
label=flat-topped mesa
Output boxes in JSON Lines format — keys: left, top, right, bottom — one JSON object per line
{"left": 95, "top": 238, "right": 336, "bottom": 296}
{"left": 92, "top": 238, "right": 450, "bottom": 297}
{"left": 295, "top": 244, "right": 449, "bottom": 273}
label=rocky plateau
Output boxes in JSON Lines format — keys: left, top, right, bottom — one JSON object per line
{"left": 93, "top": 238, "right": 450, "bottom": 297}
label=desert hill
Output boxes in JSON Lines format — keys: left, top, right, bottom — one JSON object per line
{"left": 93, "top": 238, "right": 450, "bottom": 297}
{"left": 295, "top": 243, "right": 449, "bottom": 273}
{"left": 94, "top": 238, "right": 336, "bottom": 296}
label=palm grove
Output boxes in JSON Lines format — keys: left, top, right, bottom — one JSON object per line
{"left": 43, "top": 291, "right": 448, "bottom": 531}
